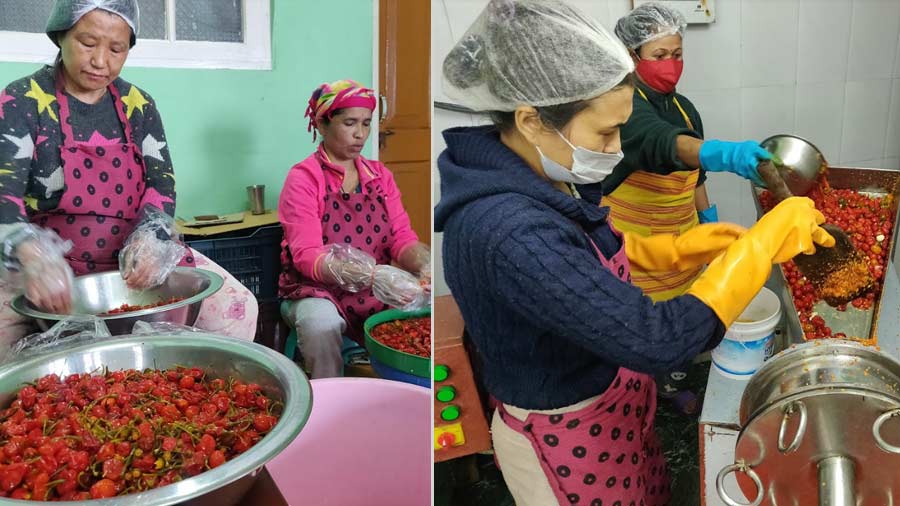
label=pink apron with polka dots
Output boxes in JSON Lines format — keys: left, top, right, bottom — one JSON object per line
{"left": 280, "top": 169, "right": 392, "bottom": 342}
{"left": 496, "top": 227, "right": 671, "bottom": 506}
{"left": 33, "top": 82, "right": 192, "bottom": 275}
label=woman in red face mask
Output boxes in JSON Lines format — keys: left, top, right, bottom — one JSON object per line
{"left": 604, "top": 2, "right": 774, "bottom": 416}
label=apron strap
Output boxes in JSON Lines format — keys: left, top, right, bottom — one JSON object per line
{"left": 495, "top": 403, "right": 531, "bottom": 433}
{"left": 53, "top": 79, "right": 76, "bottom": 143}
{"left": 105, "top": 84, "right": 136, "bottom": 146}
{"left": 636, "top": 87, "right": 694, "bottom": 131}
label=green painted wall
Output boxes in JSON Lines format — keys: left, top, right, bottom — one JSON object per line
{"left": 0, "top": 0, "right": 374, "bottom": 219}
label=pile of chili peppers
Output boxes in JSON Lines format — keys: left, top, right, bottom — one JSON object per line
{"left": 760, "top": 180, "right": 894, "bottom": 340}
{"left": 0, "top": 367, "right": 281, "bottom": 500}
{"left": 103, "top": 297, "right": 186, "bottom": 315}
{"left": 371, "top": 317, "right": 431, "bottom": 358}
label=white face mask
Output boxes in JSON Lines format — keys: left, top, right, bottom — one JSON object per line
{"left": 536, "top": 130, "right": 624, "bottom": 185}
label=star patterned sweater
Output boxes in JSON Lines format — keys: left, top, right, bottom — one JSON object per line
{"left": 0, "top": 65, "right": 175, "bottom": 236}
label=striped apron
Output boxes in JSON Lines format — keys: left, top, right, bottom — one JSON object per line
{"left": 603, "top": 88, "right": 700, "bottom": 302}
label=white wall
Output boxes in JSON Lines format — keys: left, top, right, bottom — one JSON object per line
{"left": 432, "top": 0, "right": 900, "bottom": 296}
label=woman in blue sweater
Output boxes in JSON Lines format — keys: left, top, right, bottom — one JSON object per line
{"left": 435, "top": 1, "right": 834, "bottom": 505}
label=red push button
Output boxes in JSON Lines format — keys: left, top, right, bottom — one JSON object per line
{"left": 437, "top": 432, "right": 456, "bottom": 448}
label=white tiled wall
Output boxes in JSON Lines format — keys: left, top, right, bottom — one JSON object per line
{"left": 433, "top": 0, "right": 900, "bottom": 296}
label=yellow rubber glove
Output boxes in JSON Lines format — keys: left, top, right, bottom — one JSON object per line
{"left": 744, "top": 197, "right": 835, "bottom": 263}
{"left": 623, "top": 223, "right": 747, "bottom": 272}
{"left": 687, "top": 197, "right": 835, "bottom": 326}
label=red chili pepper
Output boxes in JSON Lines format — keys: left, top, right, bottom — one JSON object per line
{"left": 102, "top": 297, "right": 187, "bottom": 315}
{"left": 371, "top": 317, "right": 431, "bottom": 357}
{"left": 759, "top": 181, "right": 894, "bottom": 341}
{"left": 0, "top": 367, "right": 282, "bottom": 500}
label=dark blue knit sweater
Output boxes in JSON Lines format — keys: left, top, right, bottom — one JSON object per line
{"left": 434, "top": 126, "right": 726, "bottom": 410}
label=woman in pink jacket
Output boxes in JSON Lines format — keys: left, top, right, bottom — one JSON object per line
{"left": 278, "top": 80, "right": 430, "bottom": 378}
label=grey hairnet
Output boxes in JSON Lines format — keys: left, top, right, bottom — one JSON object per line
{"left": 46, "top": 0, "right": 140, "bottom": 47}
{"left": 614, "top": 2, "right": 686, "bottom": 50}
{"left": 442, "top": 0, "right": 634, "bottom": 112}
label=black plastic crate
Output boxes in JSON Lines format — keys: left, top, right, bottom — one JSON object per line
{"left": 187, "top": 225, "right": 283, "bottom": 303}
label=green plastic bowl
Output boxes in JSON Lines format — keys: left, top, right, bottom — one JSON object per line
{"left": 364, "top": 307, "right": 431, "bottom": 378}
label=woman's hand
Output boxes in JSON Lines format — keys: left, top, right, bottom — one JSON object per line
{"left": 321, "top": 244, "right": 378, "bottom": 292}
{"left": 119, "top": 234, "right": 187, "bottom": 290}
{"left": 372, "top": 265, "right": 429, "bottom": 310}
{"left": 698, "top": 140, "right": 770, "bottom": 187}
{"left": 119, "top": 208, "right": 187, "bottom": 290}
{"left": 624, "top": 223, "right": 747, "bottom": 272}
{"left": 398, "top": 242, "right": 431, "bottom": 276}
{"left": 17, "top": 239, "right": 73, "bottom": 314}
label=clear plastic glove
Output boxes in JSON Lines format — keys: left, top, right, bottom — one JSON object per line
{"left": 2, "top": 226, "right": 75, "bottom": 314}
{"left": 399, "top": 242, "right": 431, "bottom": 282}
{"left": 698, "top": 140, "right": 771, "bottom": 187}
{"left": 4, "top": 316, "right": 110, "bottom": 365}
{"left": 419, "top": 262, "right": 432, "bottom": 291}
{"left": 119, "top": 207, "right": 187, "bottom": 290}
{"left": 373, "top": 265, "right": 429, "bottom": 311}
{"left": 322, "top": 244, "right": 378, "bottom": 292}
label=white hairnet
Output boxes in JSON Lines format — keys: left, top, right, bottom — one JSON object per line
{"left": 614, "top": 2, "right": 686, "bottom": 50}
{"left": 46, "top": 0, "right": 139, "bottom": 47}
{"left": 442, "top": 0, "right": 634, "bottom": 112}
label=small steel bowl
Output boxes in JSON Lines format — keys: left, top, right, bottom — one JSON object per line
{"left": 0, "top": 333, "right": 312, "bottom": 506}
{"left": 10, "top": 268, "right": 224, "bottom": 335}
{"left": 761, "top": 134, "right": 829, "bottom": 196}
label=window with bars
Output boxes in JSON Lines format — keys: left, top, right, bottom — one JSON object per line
{"left": 0, "top": 0, "right": 271, "bottom": 70}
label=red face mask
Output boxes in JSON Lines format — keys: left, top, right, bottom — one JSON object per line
{"left": 635, "top": 58, "right": 684, "bottom": 94}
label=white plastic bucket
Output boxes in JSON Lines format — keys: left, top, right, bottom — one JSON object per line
{"left": 711, "top": 287, "right": 782, "bottom": 380}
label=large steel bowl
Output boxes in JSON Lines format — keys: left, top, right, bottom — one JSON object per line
{"left": 10, "top": 268, "right": 223, "bottom": 335}
{"left": 761, "top": 134, "right": 829, "bottom": 196}
{"left": 0, "top": 333, "right": 312, "bottom": 506}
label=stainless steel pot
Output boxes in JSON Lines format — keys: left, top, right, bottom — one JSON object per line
{"left": 10, "top": 268, "right": 223, "bottom": 335}
{"left": 761, "top": 134, "right": 828, "bottom": 196}
{"left": 0, "top": 333, "right": 312, "bottom": 506}
{"left": 717, "top": 340, "right": 900, "bottom": 506}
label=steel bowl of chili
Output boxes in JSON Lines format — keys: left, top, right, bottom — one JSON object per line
{"left": 10, "top": 268, "right": 224, "bottom": 335}
{"left": 0, "top": 332, "right": 312, "bottom": 505}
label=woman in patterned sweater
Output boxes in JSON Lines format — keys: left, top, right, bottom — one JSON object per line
{"left": 0, "top": 0, "right": 258, "bottom": 351}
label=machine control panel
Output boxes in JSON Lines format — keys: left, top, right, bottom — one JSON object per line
{"left": 433, "top": 296, "right": 491, "bottom": 462}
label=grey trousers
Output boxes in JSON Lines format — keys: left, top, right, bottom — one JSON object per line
{"left": 281, "top": 298, "right": 347, "bottom": 379}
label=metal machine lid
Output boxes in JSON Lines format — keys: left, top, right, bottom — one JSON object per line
{"left": 731, "top": 389, "right": 900, "bottom": 505}
{"left": 740, "top": 340, "right": 900, "bottom": 425}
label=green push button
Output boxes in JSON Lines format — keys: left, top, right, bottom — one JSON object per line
{"left": 436, "top": 386, "right": 456, "bottom": 403}
{"left": 434, "top": 364, "right": 450, "bottom": 382}
{"left": 440, "top": 405, "right": 461, "bottom": 421}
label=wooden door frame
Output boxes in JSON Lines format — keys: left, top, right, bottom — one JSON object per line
{"left": 370, "top": 0, "right": 381, "bottom": 161}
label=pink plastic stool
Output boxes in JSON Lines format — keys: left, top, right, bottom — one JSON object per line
{"left": 266, "top": 378, "right": 431, "bottom": 505}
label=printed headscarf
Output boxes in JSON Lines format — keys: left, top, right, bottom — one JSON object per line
{"left": 305, "top": 79, "right": 377, "bottom": 141}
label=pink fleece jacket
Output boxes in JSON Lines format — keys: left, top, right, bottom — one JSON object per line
{"left": 278, "top": 145, "right": 419, "bottom": 282}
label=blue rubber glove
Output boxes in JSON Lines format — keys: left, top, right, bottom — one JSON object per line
{"left": 698, "top": 140, "right": 770, "bottom": 187}
{"left": 698, "top": 204, "right": 719, "bottom": 224}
